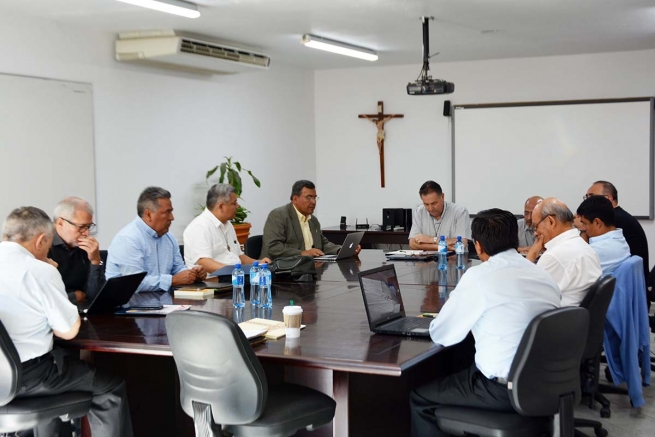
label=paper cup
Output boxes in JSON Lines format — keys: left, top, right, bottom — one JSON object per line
{"left": 283, "top": 305, "right": 303, "bottom": 338}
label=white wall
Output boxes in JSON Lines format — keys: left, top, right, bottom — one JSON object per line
{"left": 0, "top": 9, "right": 316, "bottom": 246}
{"left": 315, "top": 50, "right": 655, "bottom": 265}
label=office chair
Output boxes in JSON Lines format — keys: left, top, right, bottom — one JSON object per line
{"left": 432, "top": 307, "right": 589, "bottom": 437}
{"left": 244, "top": 235, "right": 263, "bottom": 260}
{"left": 0, "top": 321, "right": 92, "bottom": 434}
{"left": 574, "top": 276, "right": 615, "bottom": 436}
{"left": 179, "top": 244, "right": 185, "bottom": 259}
{"left": 166, "top": 311, "right": 336, "bottom": 437}
{"left": 99, "top": 249, "right": 108, "bottom": 265}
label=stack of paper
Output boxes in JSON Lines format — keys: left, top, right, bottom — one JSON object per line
{"left": 238, "top": 318, "right": 306, "bottom": 340}
{"left": 174, "top": 287, "right": 214, "bottom": 299}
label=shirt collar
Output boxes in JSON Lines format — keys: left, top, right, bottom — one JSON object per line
{"left": 589, "top": 228, "right": 624, "bottom": 244}
{"left": 52, "top": 231, "right": 66, "bottom": 247}
{"left": 293, "top": 205, "right": 311, "bottom": 223}
{"left": 202, "top": 207, "right": 223, "bottom": 228}
{"left": 0, "top": 241, "right": 36, "bottom": 259}
{"left": 544, "top": 228, "right": 580, "bottom": 250}
{"left": 134, "top": 216, "right": 160, "bottom": 239}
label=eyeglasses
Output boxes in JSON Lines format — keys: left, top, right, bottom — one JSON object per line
{"left": 583, "top": 193, "right": 609, "bottom": 201}
{"left": 304, "top": 195, "right": 320, "bottom": 202}
{"left": 61, "top": 217, "right": 96, "bottom": 232}
{"left": 533, "top": 214, "right": 554, "bottom": 229}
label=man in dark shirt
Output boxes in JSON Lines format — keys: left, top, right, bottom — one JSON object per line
{"left": 585, "top": 181, "right": 650, "bottom": 287}
{"left": 48, "top": 197, "right": 105, "bottom": 303}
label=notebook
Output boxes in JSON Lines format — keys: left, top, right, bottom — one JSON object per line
{"left": 315, "top": 231, "right": 365, "bottom": 262}
{"left": 77, "top": 272, "right": 147, "bottom": 314}
{"left": 358, "top": 265, "right": 431, "bottom": 338}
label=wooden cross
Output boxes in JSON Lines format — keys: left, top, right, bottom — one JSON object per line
{"left": 359, "top": 101, "right": 404, "bottom": 187}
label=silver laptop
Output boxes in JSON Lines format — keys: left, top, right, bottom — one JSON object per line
{"left": 315, "top": 231, "right": 365, "bottom": 262}
{"left": 358, "top": 265, "right": 431, "bottom": 338}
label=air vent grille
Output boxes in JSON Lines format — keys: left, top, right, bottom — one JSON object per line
{"left": 180, "top": 39, "right": 269, "bottom": 68}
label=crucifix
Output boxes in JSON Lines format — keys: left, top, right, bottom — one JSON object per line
{"left": 359, "top": 101, "right": 404, "bottom": 187}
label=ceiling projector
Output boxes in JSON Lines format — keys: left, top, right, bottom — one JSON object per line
{"left": 407, "top": 17, "right": 454, "bottom": 96}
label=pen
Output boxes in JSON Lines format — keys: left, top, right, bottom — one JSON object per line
{"left": 421, "top": 313, "right": 436, "bottom": 318}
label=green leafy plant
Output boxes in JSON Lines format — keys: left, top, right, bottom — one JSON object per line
{"left": 206, "top": 156, "right": 261, "bottom": 224}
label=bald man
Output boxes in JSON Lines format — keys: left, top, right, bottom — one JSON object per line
{"left": 517, "top": 196, "right": 542, "bottom": 254}
{"left": 527, "top": 198, "right": 601, "bottom": 307}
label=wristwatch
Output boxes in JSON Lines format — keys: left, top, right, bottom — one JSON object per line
{"left": 433, "top": 236, "right": 438, "bottom": 244}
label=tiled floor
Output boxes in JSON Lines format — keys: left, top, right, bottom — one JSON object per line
{"left": 574, "top": 315, "right": 655, "bottom": 437}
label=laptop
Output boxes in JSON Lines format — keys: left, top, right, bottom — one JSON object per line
{"left": 77, "top": 272, "right": 147, "bottom": 314}
{"left": 315, "top": 231, "right": 365, "bottom": 262}
{"left": 358, "top": 265, "right": 432, "bottom": 338}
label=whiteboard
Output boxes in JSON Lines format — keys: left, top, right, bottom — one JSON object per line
{"left": 0, "top": 74, "right": 96, "bottom": 225}
{"left": 453, "top": 99, "right": 654, "bottom": 218}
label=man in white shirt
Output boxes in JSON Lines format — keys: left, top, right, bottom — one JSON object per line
{"left": 527, "top": 198, "right": 601, "bottom": 306}
{"left": 409, "top": 180, "right": 471, "bottom": 251}
{"left": 576, "top": 195, "right": 631, "bottom": 276}
{"left": 410, "top": 209, "right": 561, "bottom": 437}
{"left": 0, "top": 207, "right": 132, "bottom": 436}
{"left": 184, "top": 183, "right": 271, "bottom": 272}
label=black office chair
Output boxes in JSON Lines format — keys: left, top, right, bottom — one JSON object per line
{"left": 179, "top": 244, "right": 185, "bottom": 259}
{"left": 166, "top": 310, "right": 336, "bottom": 437}
{"left": 0, "top": 321, "right": 92, "bottom": 434}
{"left": 244, "top": 235, "right": 263, "bottom": 259}
{"left": 432, "top": 307, "right": 589, "bottom": 437}
{"left": 99, "top": 249, "right": 108, "bottom": 265}
{"left": 574, "top": 276, "right": 615, "bottom": 436}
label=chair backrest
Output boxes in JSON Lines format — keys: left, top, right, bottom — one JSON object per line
{"left": 508, "top": 307, "right": 589, "bottom": 416}
{"left": 166, "top": 311, "right": 267, "bottom": 425}
{"left": 99, "top": 249, "right": 108, "bottom": 265}
{"left": 179, "top": 244, "right": 185, "bottom": 259}
{"left": 244, "top": 235, "right": 263, "bottom": 259}
{"left": 0, "top": 320, "right": 22, "bottom": 407}
{"left": 579, "top": 276, "right": 616, "bottom": 359}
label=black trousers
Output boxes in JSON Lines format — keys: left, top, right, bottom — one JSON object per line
{"left": 15, "top": 348, "right": 133, "bottom": 437}
{"left": 410, "top": 364, "right": 514, "bottom": 437}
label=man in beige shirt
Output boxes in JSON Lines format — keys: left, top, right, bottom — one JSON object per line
{"left": 262, "top": 180, "right": 361, "bottom": 259}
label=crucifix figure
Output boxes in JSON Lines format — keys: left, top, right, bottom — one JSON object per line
{"left": 359, "top": 101, "right": 404, "bottom": 187}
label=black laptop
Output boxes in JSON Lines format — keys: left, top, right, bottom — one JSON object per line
{"left": 77, "top": 272, "right": 147, "bottom": 314}
{"left": 358, "top": 265, "right": 432, "bottom": 338}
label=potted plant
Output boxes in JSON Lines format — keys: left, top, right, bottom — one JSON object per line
{"left": 206, "top": 156, "right": 261, "bottom": 244}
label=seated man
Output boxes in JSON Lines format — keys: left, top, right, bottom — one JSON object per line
{"left": 517, "top": 195, "right": 542, "bottom": 254}
{"left": 585, "top": 180, "right": 649, "bottom": 283}
{"left": 107, "top": 186, "right": 206, "bottom": 292}
{"left": 409, "top": 180, "right": 470, "bottom": 251}
{"left": 527, "top": 198, "right": 601, "bottom": 306}
{"left": 262, "top": 180, "right": 360, "bottom": 259}
{"left": 410, "top": 209, "right": 561, "bottom": 437}
{"left": 0, "top": 207, "right": 132, "bottom": 436}
{"left": 49, "top": 196, "right": 105, "bottom": 304}
{"left": 576, "top": 195, "right": 630, "bottom": 276}
{"left": 184, "top": 183, "right": 270, "bottom": 271}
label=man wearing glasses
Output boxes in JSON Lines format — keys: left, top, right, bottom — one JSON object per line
{"left": 585, "top": 181, "right": 649, "bottom": 285}
{"left": 262, "top": 180, "right": 358, "bottom": 259}
{"left": 49, "top": 197, "right": 105, "bottom": 303}
{"left": 526, "top": 198, "right": 601, "bottom": 307}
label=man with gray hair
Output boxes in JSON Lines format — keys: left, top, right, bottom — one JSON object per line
{"left": 107, "top": 186, "right": 206, "bottom": 293}
{"left": 183, "top": 183, "right": 271, "bottom": 271}
{"left": 527, "top": 197, "right": 601, "bottom": 306}
{"left": 0, "top": 207, "right": 132, "bottom": 436}
{"left": 49, "top": 196, "right": 105, "bottom": 303}
{"left": 517, "top": 195, "right": 542, "bottom": 254}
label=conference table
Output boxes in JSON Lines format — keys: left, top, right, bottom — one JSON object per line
{"left": 322, "top": 225, "right": 409, "bottom": 248}
{"left": 60, "top": 250, "right": 480, "bottom": 437}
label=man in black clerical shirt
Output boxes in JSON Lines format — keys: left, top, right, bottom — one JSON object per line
{"left": 585, "top": 181, "right": 650, "bottom": 287}
{"left": 48, "top": 197, "right": 105, "bottom": 303}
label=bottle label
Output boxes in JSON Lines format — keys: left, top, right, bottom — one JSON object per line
{"left": 233, "top": 275, "right": 244, "bottom": 286}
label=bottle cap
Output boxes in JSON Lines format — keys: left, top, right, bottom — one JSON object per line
{"left": 261, "top": 263, "right": 268, "bottom": 268}
{"left": 440, "top": 235, "right": 445, "bottom": 241}
{"left": 253, "top": 261, "right": 259, "bottom": 266}
{"left": 235, "top": 263, "right": 241, "bottom": 268}
{"left": 457, "top": 236, "right": 462, "bottom": 241}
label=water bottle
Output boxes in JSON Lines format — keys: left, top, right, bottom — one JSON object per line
{"left": 250, "top": 261, "right": 260, "bottom": 307}
{"left": 259, "top": 263, "right": 272, "bottom": 309}
{"left": 232, "top": 263, "right": 245, "bottom": 308}
{"left": 438, "top": 268, "right": 448, "bottom": 300}
{"left": 437, "top": 235, "right": 447, "bottom": 271}
{"left": 455, "top": 236, "right": 466, "bottom": 270}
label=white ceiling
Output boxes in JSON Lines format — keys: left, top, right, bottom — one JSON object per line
{"left": 3, "top": 0, "right": 655, "bottom": 70}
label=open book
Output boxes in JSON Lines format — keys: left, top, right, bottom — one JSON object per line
{"left": 238, "top": 318, "right": 306, "bottom": 340}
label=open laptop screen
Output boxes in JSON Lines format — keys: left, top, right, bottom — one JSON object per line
{"left": 359, "top": 265, "right": 405, "bottom": 327}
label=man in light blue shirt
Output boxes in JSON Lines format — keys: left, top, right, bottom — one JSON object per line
{"left": 576, "top": 195, "right": 630, "bottom": 276}
{"left": 107, "top": 186, "right": 206, "bottom": 292}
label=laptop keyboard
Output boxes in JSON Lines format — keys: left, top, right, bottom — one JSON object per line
{"left": 385, "top": 317, "right": 432, "bottom": 331}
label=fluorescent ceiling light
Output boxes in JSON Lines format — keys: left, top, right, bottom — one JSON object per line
{"left": 115, "top": 0, "right": 200, "bottom": 19}
{"left": 301, "top": 34, "right": 378, "bottom": 61}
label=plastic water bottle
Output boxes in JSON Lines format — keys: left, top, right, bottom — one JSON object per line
{"left": 455, "top": 236, "right": 466, "bottom": 270}
{"left": 437, "top": 235, "right": 448, "bottom": 271}
{"left": 259, "top": 263, "right": 272, "bottom": 309}
{"left": 232, "top": 263, "right": 245, "bottom": 308}
{"left": 438, "top": 269, "right": 448, "bottom": 300}
{"left": 250, "top": 261, "right": 260, "bottom": 307}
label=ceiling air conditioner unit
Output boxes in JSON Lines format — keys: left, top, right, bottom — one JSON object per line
{"left": 115, "top": 30, "right": 271, "bottom": 74}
